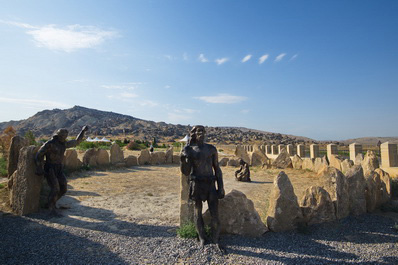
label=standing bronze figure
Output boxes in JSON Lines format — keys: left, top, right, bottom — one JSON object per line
{"left": 35, "top": 126, "right": 88, "bottom": 216}
{"left": 180, "top": 125, "right": 225, "bottom": 248}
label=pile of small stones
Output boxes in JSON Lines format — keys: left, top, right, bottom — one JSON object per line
{"left": 1, "top": 212, "right": 397, "bottom": 264}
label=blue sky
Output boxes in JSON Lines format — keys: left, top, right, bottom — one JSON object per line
{"left": 0, "top": 0, "right": 397, "bottom": 140}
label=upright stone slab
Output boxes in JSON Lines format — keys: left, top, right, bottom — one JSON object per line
{"left": 381, "top": 142, "right": 398, "bottom": 167}
{"left": 138, "top": 149, "right": 151, "bottom": 165}
{"left": 266, "top": 145, "right": 272, "bottom": 155}
{"left": 297, "top": 144, "right": 305, "bottom": 158}
{"left": 345, "top": 165, "right": 367, "bottom": 216}
{"left": 157, "top": 151, "right": 166, "bottom": 164}
{"left": 286, "top": 144, "right": 295, "bottom": 156}
{"left": 9, "top": 146, "right": 43, "bottom": 216}
{"left": 300, "top": 186, "right": 336, "bottom": 225}
{"left": 292, "top": 155, "right": 303, "bottom": 170}
{"left": 365, "top": 171, "right": 382, "bottom": 212}
{"left": 375, "top": 168, "right": 391, "bottom": 204}
{"left": 271, "top": 145, "right": 278, "bottom": 155}
{"left": 110, "top": 143, "right": 124, "bottom": 165}
{"left": 327, "top": 144, "right": 338, "bottom": 159}
{"left": 278, "top": 144, "right": 286, "bottom": 154}
{"left": 235, "top": 145, "right": 250, "bottom": 164}
{"left": 165, "top": 147, "right": 173, "bottom": 164}
{"left": 310, "top": 144, "right": 319, "bottom": 159}
{"left": 97, "top": 149, "right": 110, "bottom": 166}
{"left": 7, "top": 136, "right": 28, "bottom": 177}
{"left": 329, "top": 154, "right": 343, "bottom": 171}
{"left": 349, "top": 143, "right": 362, "bottom": 163}
{"left": 361, "top": 150, "right": 379, "bottom": 177}
{"left": 250, "top": 146, "right": 269, "bottom": 166}
{"left": 314, "top": 156, "right": 329, "bottom": 174}
{"left": 318, "top": 167, "right": 349, "bottom": 219}
{"left": 267, "top": 171, "right": 302, "bottom": 232}
{"left": 63, "top": 149, "right": 82, "bottom": 171}
{"left": 341, "top": 159, "right": 354, "bottom": 175}
{"left": 302, "top": 158, "right": 315, "bottom": 171}
{"left": 271, "top": 148, "right": 293, "bottom": 169}
{"left": 125, "top": 155, "right": 138, "bottom": 167}
{"left": 180, "top": 171, "right": 194, "bottom": 226}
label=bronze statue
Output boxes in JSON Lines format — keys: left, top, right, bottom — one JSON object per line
{"left": 180, "top": 125, "right": 225, "bottom": 249}
{"left": 35, "top": 126, "right": 88, "bottom": 216}
{"left": 235, "top": 159, "right": 251, "bottom": 182}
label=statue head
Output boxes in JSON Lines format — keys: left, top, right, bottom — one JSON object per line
{"left": 239, "top": 159, "right": 245, "bottom": 165}
{"left": 190, "top": 125, "right": 205, "bottom": 145}
{"left": 54, "top": 128, "right": 68, "bottom": 143}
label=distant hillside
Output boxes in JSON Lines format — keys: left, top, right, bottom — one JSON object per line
{"left": 0, "top": 105, "right": 315, "bottom": 144}
{"left": 339, "top": 137, "right": 398, "bottom": 146}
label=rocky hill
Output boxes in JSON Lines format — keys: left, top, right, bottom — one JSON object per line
{"left": 0, "top": 106, "right": 314, "bottom": 144}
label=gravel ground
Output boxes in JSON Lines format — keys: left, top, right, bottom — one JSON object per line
{"left": 1, "top": 211, "right": 397, "bottom": 264}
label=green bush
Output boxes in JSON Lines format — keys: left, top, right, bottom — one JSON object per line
{"left": 24, "top": 130, "right": 37, "bottom": 145}
{"left": 176, "top": 221, "right": 211, "bottom": 238}
{"left": 76, "top": 141, "right": 111, "bottom": 150}
{"left": 0, "top": 183, "right": 5, "bottom": 189}
{"left": 126, "top": 140, "right": 148, "bottom": 151}
{"left": 115, "top": 140, "right": 128, "bottom": 148}
{"left": 0, "top": 156, "right": 7, "bottom": 177}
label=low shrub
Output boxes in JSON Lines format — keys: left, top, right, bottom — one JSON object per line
{"left": 0, "top": 156, "right": 7, "bottom": 177}
{"left": 176, "top": 221, "right": 211, "bottom": 238}
{"left": 76, "top": 141, "right": 111, "bottom": 150}
{"left": 126, "top": 141, "right": 148, "bottom": 151}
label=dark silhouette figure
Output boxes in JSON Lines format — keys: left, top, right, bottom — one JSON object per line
{"left": 180, "top": 125, "right": 225, "bottom": 249}
{"left": 35, "top": 126, "right": 88, "bottom": 216}
{"left": 235, "top": 159, "right": 251, "bottom": 182}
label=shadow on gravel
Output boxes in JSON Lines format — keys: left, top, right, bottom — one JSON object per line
{"left": 0, "top": 215, "right": 128, "bottom": 264}
{"left": 222, "top": 214, "right": 398, "bottom": 264}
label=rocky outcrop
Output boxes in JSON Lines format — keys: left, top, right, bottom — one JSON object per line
{"left": 318, "top": 167, "right": 349, "bottom": 219}
{"left": 292, "top": 155, "right": 303, "bottom": 170}
{"left": 138, "top": 149, "right": 151, "bottom": 165}
{"left": 267, "top": 171, "right": 302, "bottom": 232}
{"left": 355, "top": 153, "right": 364, "bottom": 165}
{"left": 341, "top": 159, "right": 354, "bottom": 175}
{"left": 7, "top": 136, "right": 28, "bottom": 178}
{"left": 219, "top": 157, "right": 229, "bottom": 167}
{"left": 204, "top": 190, "right": 268, "bottom": 236}
{"left": 110, "top": 143, "right": 124, "bottom": 165}
{"left": 329, "top": 154, "right": 343, "bottom": 171}
{"left": 63, "top": 149, "right": 82, "bottom": 171}
{"left": 300, "top": 186, "right": 336, "bottom": 225}
{"left": 314, "top": 156, "right": 329, "bottom": 174}
{"left": 9, "top": 146, "right": 43, "bottom": 215}
{"left": 345, "top": 165, "right": 367, "bottom": 216}
{"left": 361, "top": 151, "right": 379, "bottom": 177}
{"left": 125, "top": 155, "right": 138, "bottom": 167}
{"left": 271, "top": 149, "right": 292, "bottom": 169}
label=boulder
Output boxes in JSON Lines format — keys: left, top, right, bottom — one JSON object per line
{"left": 249, "top": 148, "right": 269, "bottom": 167}
{"left": 267, "top": 171, "right": 302, "bottom": 232}
{"left": 150, "top": 152, "right": 159, "bottom": 165}
{"left": 355, "top": 153, "right": 364, "bottom": 165}
{"left": 292, "top": 155, "right": 303, "bottom": 170}
{"left": 235, "top": 145, "right": 250, "bottom": 164}
{"left": 9, "top": 146, "right": 43, "bottom": 215}
{"left": 271, "top": 149, "right": 293, "bottom": 169}
{"left": 219, "top": 157, "right": 229, "bottom": 167}
{"left": 318, "top": 167, "right": 349, "bottom": 219}
{"left": 63, "top": 149, "right": 82, "bottom": 171}
{"left": 227, "top": 158, "right": 240, "bottom": 167}
{"left": 7, "top": 136, "right": 28, "bottom": 177}
{"left": 125, "top": 155, "right": 138, "bottom": 167}
{"left": 341, "top": 159, "right": 354, "bottom": 175}
{"left": 345, "top": 165, "right": 367, "bottom": 216}
{"left": 302, "top": 158, "right": 315, "bottom": 171}
{"left": 203, "top": 190, "right": 268, "bottom": 236}
{"left": 138, "top": 149, "right": 151, "bottom": 165}
{"left": 157, "top": 152, "right": 166, "bottom": 164}
{"left": 165, "top": 147, "right": 173, "bottom": 164}
{"left": 375, "top": 168, "right": 391, "bottom": 204}
{"left": 361, "top": 151, "right": 379, "bottom": 177}
{"left": 329, "top": 154, "right": 343, "bottom": 171}
{"left": 314, "top": 156, "right": 329, "bottom": 174}
{"left": 172, "top": 154, "right": 180, "bottom": 164}
{"left": 300, "top": 186, "right": 336, "bottom": 225}
{"left": 97, "top": 149, "right": 110, "bottom": 166}
{"left": 83, "top": 148, "right": 98, "bottom": 167}
{"left": 110, "top": 143, "right": 124, "bottom": 165}
{"left": 365, "top": 171, "right": 382, "bottom": 212}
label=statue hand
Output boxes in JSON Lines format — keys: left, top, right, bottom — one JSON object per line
{"left": 82, "top": 125, "right": 89, "bottom": 132}
{"left": 218, "top": 188, "right": 225, "bottom": 199}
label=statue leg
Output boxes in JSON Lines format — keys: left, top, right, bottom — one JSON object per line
{"left": 58, "top": 172, "right": 68, "bottom": 199}
{"left": 194, "top": 199, "right": 206, "bottom": 247}
{"left": 208, "top": 192, "right": 220, "bottom": 244}
{"left": 46, "top": 168, "right": 61, "bottom": 216}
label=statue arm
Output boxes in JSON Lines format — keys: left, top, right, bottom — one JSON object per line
{"left": 66, "top": 126, "right": 88, "bottom": 148}
{"left": 213, "top": 149, "right": 224, "bottom": 198}
{"left": 180, "top": 146, "right": 192, "bottom": 176}
{"left": 35, "top": 142, "right": 49, "bottom": 175}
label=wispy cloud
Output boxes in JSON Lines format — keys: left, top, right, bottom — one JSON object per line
{"left": 183, "top": 52, "right": 188, "bottom": 61}
{"left": 241, "top": 54, "right": 252, "bottom": 63}
{"left": 107, "top": 92, "right": 138, "bottom": 101}
{"left": 120, "top": 92, "right": 138, "bottom": 98}
{"left": 198, "top": 54, "right": 209, "bottom": 63}
{"left": 215, "top": 57, "right": 229, "bottom": 65}
{"left": 101, "top": 82, "right": 143, "bottom": 90}
{"left": 164, "top": 55, "right": 174, "bottom": 61}
{"left": 259, "top": 54, "right": 269, "bottom": 64}
{"left": 196, "top": 93, "right": 247, "bottom": 104}
{"left": 1, "top": 20, "right": 118, "bottom": 52}
{"left": 241, "top": 109, "right": 250, "bottom": 114}
{"left": 139, "top": 100, "right": 158, "bottom": 107}
{"left": 164, "top": 85, "right": 171, "bottom": 89}
{"left": 0, "top": 96, "right": 70, "bottom": 109}
{"left": 275, "top": 53, "right": 287, "bottom": 62}
{"left": 290, "top": 54, "right": 298, "bottom": 61}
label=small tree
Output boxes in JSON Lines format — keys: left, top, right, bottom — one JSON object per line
{"left": 25, "top": 130, "right": 36, "bottom": 145}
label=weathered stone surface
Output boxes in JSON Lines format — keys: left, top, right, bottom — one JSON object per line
{"left": 292, "top": 155, "right": 303, "bottom": 170}
{"left": 318, "top": 167, "right": 349, "bottom": 219}
{"left": 203, "top": 190, "right": 268, "bottom": 236}
{"left": 361, "top": 151, "right": 379, "bottom": 177}
{"left": 341, "top": 159, "right": 354, "bottom": 175}
{"left": 329, "top": 154, "right": 343, "bottom": 171}
{"left": 63, "top": 149, "right": 82, "bottom": 171}
{"left": 110, "top": 143, "right": 124, "bottom": 165}
{"left": 150, "top": 152, "right": 159, "bottom": 165}
{"left": 83, "top": 148, "right": 98, "bottom": 167}
{"left": 165, "top": 147, "right": 173, "bottom": 164}
{"left": 300, "top": 186, "right": 336, "bottom": 225}
{"left": 125, "top": 155, "right": 138, "bottom": 167}
{"left": 219, "top": 157, "right": 229, "bottom": 167}
{"left": 96, "top": 149, "right": 110, "bottom": 166}
{"left": 180, "top": 172, "right": 194, "bottom": 226}
{"left": 375, "top": 168, "right": 391, "bottom": 204}
{"left": 355, "top": 153, "right": 364, "bottom": 165}
{"left": 227, "top": 158, "right": 240, "bottom": 167}
{"left": 267, "top": 171, "right": 302, "bottom": 232}
{"left": 249, "top": 148, "right": 269, "bottom": 167}
{"left": 156, "top": 152, "right": 166, "bottom": 164}
{"left": 9, "top": 146, "right": 43, "bottom": 215}
{"left": 365, "top": 171, "right": 382, "bottom": 212}
{"left": 345, "top": 165, "right": 367, "bottom": 216}
{"left": 7, "top": 136, "right": 28, "bottom": 177}
{"left": 314, "top": 156, "right": 329, "bottom": 174}
{"left": 235, "top": 145, "right": 250, "bottom": 164}
{"left": 138, "top": 149, "right": 151, "bottom": 165}
{"left": 172, "top": 154, "right": 180, "bottom": 164}
{"left": 271, "top": 149, "right": 293, "bottom": 169}
{"left": 302, "top": 158, "right": 315, "bottom": 171}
